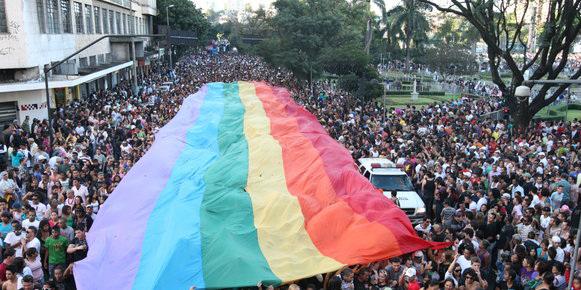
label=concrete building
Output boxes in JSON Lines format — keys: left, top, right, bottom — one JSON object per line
{"left": 0, "top": 0, "right": 157, "bottom": 125}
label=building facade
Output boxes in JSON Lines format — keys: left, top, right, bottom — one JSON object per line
{"left": 0, "top": 0, "right": 157, "bottom": 124}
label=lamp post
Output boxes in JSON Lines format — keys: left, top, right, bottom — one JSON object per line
{"left": 166, "top": 5, "right": 175, "bottom": 71}
{"left": 43, "top": 34, "right": 164, "bottom": 149}
{"left": 514, "top": 85, "right": 531, "bottom": 101}
{"left": 514, "top": 85, "right": 531, "bottom": 130}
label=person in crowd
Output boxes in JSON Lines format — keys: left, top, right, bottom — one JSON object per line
{"left": 2, "top": 265, "right": 18, "bottom": 290}
{"left": 66, "top": 229, "right": 87, "bottom": 263}
{"left": 43, "top": 227, "right": 68, "bottom": 280}
{"left": 24, "top": 248, "right": 42, "bottom": 285}
{"left": 0, "top": 51, "right": 575, "bottom": 289}
{"left": 0, "top": 248, "right": 15, "bottom": 282}
{"left": 4, "top": 222, "right": 24, "bottom": 258}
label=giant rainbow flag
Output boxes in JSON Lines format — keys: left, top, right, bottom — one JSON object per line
{"left": 74, "top": 82, "right": 447, "bottom": 290}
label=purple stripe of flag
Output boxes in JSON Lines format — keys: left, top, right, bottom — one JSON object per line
{"left": 74, "top": 86, "right": 208, "bottom": 290}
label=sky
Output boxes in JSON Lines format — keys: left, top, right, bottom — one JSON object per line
{"left": 191, "top": 0, "right": 276, "bottom": 13}
{"left": 190, "top": 0, "right": 453, "bottom": 15}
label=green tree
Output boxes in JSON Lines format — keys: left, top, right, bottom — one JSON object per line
{"left": 257, "top": 0, "right": 371, "bottom": 95}
{"left": 432, "top": 18, "right": 480, "bottom": 48}
{"left": 416, "top": 44, "right": 478, "bottom": 75}
{"left": 155, "top": 0, "right": 211, "bottom": 42}
{"left": 387, "top": 0, "right": 431, "bottom": 66}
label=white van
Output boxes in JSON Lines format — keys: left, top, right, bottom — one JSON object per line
{"left": 358, "top": 158, "right": 426, "bottom": 225}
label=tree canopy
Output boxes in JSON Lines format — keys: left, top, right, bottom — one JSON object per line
{"left": 155, "top": 0, "right": 211, "bottom": 42}
{"left": 419, "top": 0, "right": 581, "bottom": 127}
{"left": 256, "top": 0, "right": 371, "bottom": 81}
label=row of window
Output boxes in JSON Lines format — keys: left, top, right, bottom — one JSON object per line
{"left": 0, "top": 0, "right": 7, "bottom": 33}
{"left": 36, "top": 0, "right": 149, "bottom": 35}
{"left": 78, "top": 53, "right": 111, "bottom": 68}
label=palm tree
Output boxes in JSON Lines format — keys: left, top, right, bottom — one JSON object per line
{"left": 386, "top": 0, "right": 431, "bottom": 68}
{"left": 372, "top": 0, "right": 390, "bottom": 43}
{"left": 364, "top": 0, "right": 373, "bottom": 54}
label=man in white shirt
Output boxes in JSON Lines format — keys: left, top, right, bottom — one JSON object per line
{"left": 26, "top": 194, "right": 47, "bottom": 219}
{"left": 510, "top": 179, "right": 524, "bottom": 198}
{"left": 74, "top": 125, "right": 85, "bottom": 136}
{"left": 22, "top": 226, "right": 41, "bottom": 253}
{"left": 517, "top": 217, "right": 534, "bottom": 240}
{"left": 4, "top": 222, "right": 25, "bottom": 257}
{"left": 21, "top": 209, "right": 39, "bottom": 230}
{"left": 71, "top": 179, "right": 89, "bottom": 204}
{"left": 551, "top": 236, "right": 565, "bottom": 263}
{"left": 476, "top": 191, "right": 488, "bottom": 211}
{"left": 456, "top": 247, "right": 474, "bottom": 272}
{"left": 414, "top": 218, "right": 432, "bottom": 235}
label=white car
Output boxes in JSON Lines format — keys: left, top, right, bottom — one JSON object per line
{"left": 358, "top": 158, "right": 426, "bottom": 225}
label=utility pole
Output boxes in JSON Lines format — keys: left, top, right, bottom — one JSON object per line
{"left": 131, "top": 39, "right": 138, "bottom": 95}
{"left": 166, "top": 5, "right": 175, "bottom": 71}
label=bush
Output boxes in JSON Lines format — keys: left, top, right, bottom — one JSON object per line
{"left": 356, "top": 78, "right": 383, "bottom": 101}
{"left": 338, "top": 73, "right": 359, "bottom": 93}
{"left": 384, "top": 91, "right": 446, "bottom": 96}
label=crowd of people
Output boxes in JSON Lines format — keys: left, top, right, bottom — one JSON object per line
{"left": 0, "top": 50, "right": 578, "bottom": 290}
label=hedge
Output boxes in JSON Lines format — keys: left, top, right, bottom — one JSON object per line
{"left": 385, "top": 91, "right": 446, "bottom": 96}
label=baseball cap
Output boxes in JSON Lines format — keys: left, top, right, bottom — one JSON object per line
{"left": 404, "top": 267, "right": 416, "bottom": 277}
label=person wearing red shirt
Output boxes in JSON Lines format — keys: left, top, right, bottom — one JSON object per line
{"left": 400, "top": 268, "right": 421, "bottom": 290}
{"left": 572, "top": 276, "right": 581, "bottom": 290}
{"left": 0, "top": 248, "right": 15, "bottom": 282}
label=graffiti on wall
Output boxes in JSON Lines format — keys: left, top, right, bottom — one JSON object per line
{"left": 0, "top": 21, "right": 21, "bottom": 55}
{"left": 0, "top": 47, "right": 15, "bottom": 55}
{"left": 20, "top": 102, "right": 48, "bottom": 111}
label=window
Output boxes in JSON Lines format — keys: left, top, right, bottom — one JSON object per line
{"left": 93, "top": 6, "right": 100, "bottom": 34}
{"left": 0, "top": 0, "right": 7, "bottom": 33}
{"left": 74, "top": 2, "right": 82, "bottom": 33}
{"left": 46, "top": 0, "right": 60, "bottom": 33}
{"left": 370, "top": 175, "right": 415, "bottom": 192}
{"left": 60, "top": 0, "right": 71, "bottom": 33}
{"left": 128, "top": 15, "right": 134, "bottom": 34}
{"left": 84, "top": 4, "right": 92, "bottom": 33}
{"left": 109, "top": 10, "right": 114, "bottom": 34}
{"left": 122, "top": 13, "right": 126, "bottom": 34}
{"left": 79, "top": 57, "right": 88, "bottom": 68}
{"left": 102, "top": 9, "right": 108, "bottom": 34}
{"left": 36, "top": 0, "right": 46, "bottom": 33}
{"left": 115, "top": 12, "right": 120, "bottom": 35}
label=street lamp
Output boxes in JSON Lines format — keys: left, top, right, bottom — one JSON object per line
{"left": 514, "top": 85, "right": 531, "bottom": 101}
{"left": 514, "top": 85, "right": 531, "bottom": 130}
{"left": 166, "top": 5, "right": 175, "bottom": 71}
